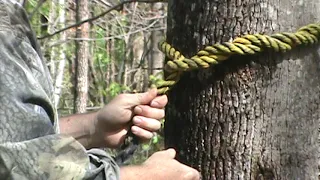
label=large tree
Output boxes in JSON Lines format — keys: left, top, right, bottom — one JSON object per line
{"left": 164, "top": 0, "right": 320, "bottom": 179}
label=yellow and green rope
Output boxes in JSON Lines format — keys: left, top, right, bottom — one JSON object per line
{"left": 155, "top": 23, "right": 320, "bottom": 94}
{"left": 117, "top": 23, "right": 320, "bottom": 165}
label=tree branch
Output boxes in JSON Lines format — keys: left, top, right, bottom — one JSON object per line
{"left": 28, "top": 0, "right": 47, "bottom": 20}
{"left": 38, "top": 0, "right": 167, "bottom": 40}
{"left": 22, "top": 0, "right": 28, "bottom": 8}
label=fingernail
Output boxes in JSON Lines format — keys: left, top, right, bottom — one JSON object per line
{"left": 133, "top": 117, "right": 142, "bottom": 124}
{"left": 135, "top": 106, "right": 142, "bottom": 114}
{"left": 151, "top": 101, "right": 159, "bottom": 107}
{"left": 131, "top": 126, "right": 139, "bottom": 134}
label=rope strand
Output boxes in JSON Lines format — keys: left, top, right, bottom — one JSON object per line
{"left": 116, "top": 23, "right": 320, "bottom": 165}
{"left": 155, "top": 23, "right": 320, "bottom": 95}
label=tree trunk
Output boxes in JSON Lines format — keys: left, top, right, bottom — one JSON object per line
{"left": 110, "top": 24, "right": 116, "bottom": 85}
{"left": 74, "top": 0, "right": 89, "bottom": 113}
{"left": 54, "top": 0, "right": 67, "bottom": 108}
{"left": 132, "top": 32, "right": 144, "bottom": 91}
{"left": 164, "top": 0, "right": 320, "bottom": 179}
{"left": 149, "top": 3, "right": 164, "bottom": 76}
{"left": 48, "top": 0, "right": 57, "bottom": 77}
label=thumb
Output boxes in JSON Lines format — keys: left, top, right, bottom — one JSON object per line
{"left": 152, "top": 148, "right": 176, "bottom": 159}
{"left": 164, "top": 148, "right": 177, "bottom": 159}
{"left": 128, "top": 88, "right": 157, "bottom": 106}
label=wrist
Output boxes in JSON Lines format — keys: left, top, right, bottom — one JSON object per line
{"left": 59, "top": 111, "right": 99, "bottom": 149}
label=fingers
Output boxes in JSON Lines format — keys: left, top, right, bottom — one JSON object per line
{"left": 146, "top": 148, "right": 201, "bottom": 179}
{"left": 153, "top": 148, "right": 176, "bottom": 159}
{"left": 131, "top": 116, "right": 161, "bottom": 140}
{"left": 134, "top": 105, "right": 165, "bottom": 119}
{"left": 150, "top": 95, "right": 168, "bottom": 108}
{"left": 133, "top": 116, "right": 161, "bottom": 131}
{"left": 104, "top": 128, "right": 129, "bottom": 148}
{"left": 182, "top": 167, "right": 201, "bottom": 180}
{"left": 164, "top": 148, "right": 176, "bottom": 158}
{"left": 131, "top": 126, "right": 154, "bottom": 140}
{"left": 118, "top": 89, "right": 167, "bottom": 108}
{"left": 126, "top": 88, "right": 158, "bottom": 106}
{"left": 174, "top": 156, "right": 201, "bottom": 180}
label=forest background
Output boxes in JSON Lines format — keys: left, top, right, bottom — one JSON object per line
{"left": 25, "top": 0, "right": 167, "bottom": 164}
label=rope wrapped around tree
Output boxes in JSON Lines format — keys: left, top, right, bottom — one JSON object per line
{"left": 155, "top": 23, "right": 320, "bottom": 94}
{"left": 116, "top": 23, "right": 320, "bottom": 165}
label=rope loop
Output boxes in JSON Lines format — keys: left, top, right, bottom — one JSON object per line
{"left": 155, "top": 23, "right": 320, "bottom": 95}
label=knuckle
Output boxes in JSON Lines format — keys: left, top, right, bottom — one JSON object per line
{"left": 136, "top": 94, "right": 143, "bottom": 103}
{"left": 181, "top": 167, "right": 200, "bottom": 180}
{"left": 146, "top": 132, "right": 153, "bottom": 139}
{"left": 135, "top": 93, "right": 145, "bottom": 104}
{"left": 145, "top": 107, "right": 165, "bottom": 118}
{"left": 117, "top": 94, "right": 128, "bottom": 100}
{"left": 183, "top": 170, "right": 200, "bottom": 180}
{"left": 137, "top": 128, "right": 153, "bottom": 139}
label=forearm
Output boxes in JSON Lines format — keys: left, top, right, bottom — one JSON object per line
{"left": 59, "top": 112, "right": 98, "bottom": 149}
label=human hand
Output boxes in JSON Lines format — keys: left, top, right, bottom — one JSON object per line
{"left": 120, "top": 149, "right": 200, "bottom": 180}
{"left": 92, "top": 88, "right": 167, "bottom": 148}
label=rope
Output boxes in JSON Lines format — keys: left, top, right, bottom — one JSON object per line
{"left": 116, "top": 23, "right": 320, "bottom": 165}
{"left": 155, "top": 23, "right": 320, "bottom": 94}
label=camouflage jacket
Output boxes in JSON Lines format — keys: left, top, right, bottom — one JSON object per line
{"left": 0, "top": 1, "right": 119, "bottom": 179}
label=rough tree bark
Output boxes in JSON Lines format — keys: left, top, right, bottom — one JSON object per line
{"left": 164, "top": 0, "right": 320, "bottom": 179}
{"left": 74, "top": 0, "right": 89, "bottom": 113}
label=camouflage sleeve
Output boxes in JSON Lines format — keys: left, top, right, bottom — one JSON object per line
{"left": 0, "top": 1, "right": 120, "bottom": 179}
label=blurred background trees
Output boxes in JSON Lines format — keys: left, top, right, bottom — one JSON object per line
{"left": 24, "top": 0, "right": 167, "bottom": 164}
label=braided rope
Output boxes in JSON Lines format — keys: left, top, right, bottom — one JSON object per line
{"left": 117, "top": 23, "right": 320, "bottom": 164}
{"left": 155, "top": 23, "right": 320, "bottom": 95}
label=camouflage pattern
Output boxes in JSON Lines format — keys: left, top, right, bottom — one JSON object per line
{"left": 0, "top": 1, "right": 119, "bottom": 179}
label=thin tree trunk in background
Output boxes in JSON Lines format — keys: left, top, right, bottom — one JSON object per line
{"left": 74, "top": 0, "right": 89, "bottom": 113}
{"left": 150, "top": 29, "right": 163, "bottom": 75}
{"left": 150, "top": 2, "right": 164, "bottom": 76}
{"left": 132, "top": 32, "right": 144, "bottom": 91}
{"left": 110, "top": 24, "right": 116, "bottom": 85}
{"left": 21, "top": 0, "right": 27, "bottom": 7}
{"left": 104, "top": 24, "right": 111, "bottom": 102}
{"left": 143, "top": 33, "right": 150, "bottom": 91}
{"left": 123, "top": 3, "right": 137, "bottom": 90}
{"left": 88, "top": 46, "right": 100, "bottom": 105}
{"left": 104, "top": 23, "right": 113, "bottom": 102}
{"left": 122, "top": 40, "right": 130, "bottom": 88}
{"left": 48, "top": 0, "right": 57, "bottom": 77}
{"left": 54, "top": 0, "right": 67, "bottom": 108}
{"left": 64, "top": 0, "right": 76, "bottom": 115}
{"left": 165, "top": 0, "right": 320, "bottom": 179}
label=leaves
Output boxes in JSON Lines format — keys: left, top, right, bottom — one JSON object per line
{"left": 27, "top": 0, "right": 167, "bottom": 164}
{"left": 106, "top": 82, "right": 130, "bottom": 98}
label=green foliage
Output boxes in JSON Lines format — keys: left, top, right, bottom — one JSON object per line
{"left": 94, "top": 27, "right": 110, "bottom": 66}
{"left": 114, "top": 39, "right": 126, "bottom": 62}
{"left": 26, "top": 0, "right": 167, "bottom": 165}
{"left": 106, "top": 82, "right": 130, "bottom": 98}
{"left": 25, "top": 0, "right": 51, "bottom": 36}
{"left": 149, "top": 72, "right": 164, "bottom": 87}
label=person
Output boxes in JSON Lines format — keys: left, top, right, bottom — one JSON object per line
{"left": 0, "top": 0, "right": 200, "bottom": 179}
